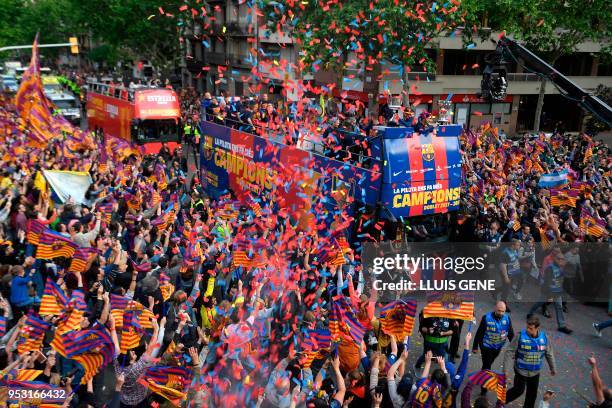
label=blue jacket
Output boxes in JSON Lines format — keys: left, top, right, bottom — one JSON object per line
{"left": 10, "top": 275, "right": 33, "bottom": 307}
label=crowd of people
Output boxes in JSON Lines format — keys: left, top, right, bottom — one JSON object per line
{"left": 0, "top": 77, "right": 610, "bottom": 408}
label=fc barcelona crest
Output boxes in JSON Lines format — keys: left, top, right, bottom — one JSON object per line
{"left": 203, "top": 135, "right": 213, "bottom": 160}
{"left": 440, "top": 292, "right": 462, "bottom": 310}
{"left": 421, "top": 143, "right": 435, "bottom": 161}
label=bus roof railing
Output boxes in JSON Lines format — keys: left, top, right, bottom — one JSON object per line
{"left": 85, "top": 80, "right": 173, "bottom": 103}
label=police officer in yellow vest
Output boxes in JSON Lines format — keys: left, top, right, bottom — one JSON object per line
{"left": 473, "top": 301, "right": 515, "bottom": 370}
{"left": 183, "top": 119, "right": 201, "bottom": 157}
{"left": 503, "top": 316, "right": 556, "bottom": 408}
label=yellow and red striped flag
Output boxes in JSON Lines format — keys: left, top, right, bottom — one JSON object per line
{"left": 17, "top": 315, "right": 51, "bottom": 354}
{"left": 423, "top": 291, "right": 474, "bottom": 321}
{"left": 14, "top": 35, "right": 60, "bottom": 146}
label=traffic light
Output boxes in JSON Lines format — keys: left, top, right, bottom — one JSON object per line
{"left": 69, "top": 37, "right": 79, "bottom": 54}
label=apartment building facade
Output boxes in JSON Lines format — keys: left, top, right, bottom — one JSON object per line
{"left": 181, "top": 3, "right": 611, "bottom": 135}
{"left": 181, "top": 0, "right": 298, "bottom": 100}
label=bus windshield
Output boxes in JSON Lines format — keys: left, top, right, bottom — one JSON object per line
{"left": 53, "top": 99, "right": 78, "bottom": 110}
{"left": 132, "top": 119, "right": 180, "bottom": 143}
{"left": 44, "top": 84, "right": 61, "bottom": 93}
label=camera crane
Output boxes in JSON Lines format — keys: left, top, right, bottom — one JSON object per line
{"left": 480, "top": 36, "right": 612, "bottom": 127}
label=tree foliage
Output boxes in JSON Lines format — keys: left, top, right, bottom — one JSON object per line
{"left": 0, "top": 0, "right": 192, "bottom": 70}
{"left": 462, "top": 0, "right": 611, "bottom": 61}
{"left": 258, "top": 0, "right": 467, "bottom": 77}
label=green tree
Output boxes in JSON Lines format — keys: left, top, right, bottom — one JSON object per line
{"left": 69, "top": 0, "right": 191, "bottom": 76}
{"left": 462, "top": 0, "right": 612, "bottom": 131}
{"left": 259, "top": 0, "right": 467, "bottom": 102}
{"left": 584, "top": 84, "right": 611, "bottom": 134}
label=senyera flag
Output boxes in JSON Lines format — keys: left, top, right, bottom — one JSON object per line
{"left": 423, "top": 291, "right": 474, "bottom": 321}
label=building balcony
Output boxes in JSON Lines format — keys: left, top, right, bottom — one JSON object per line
{"left": 228, "top": 53, "right": 254, "bottom": 69}
{"left": 227, "top": 22, "right": 255, "bottom": 37}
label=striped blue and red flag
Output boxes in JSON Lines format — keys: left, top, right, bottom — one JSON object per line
{"left": 330, "top": 296, "right": 366, "bottom": 345}
{"left": 379, "top": 298, "right": 417, "bottom": 339}
{"left": 17, "top": 314, "right": 51, "bottom": 354}
{"left": 35, "top": 229, "right": 78, "bottom": 259}
{"left": 468, "top": 370, "right": 506, "bottom": 403}
{"left": 26, "top": 219, "right": 46, "bottom": 246}
{"left": 141, "top": 366, "right": 192, "bottom": 405}
{"left": 69, "top": 247, "right": 98, "bottom": 273}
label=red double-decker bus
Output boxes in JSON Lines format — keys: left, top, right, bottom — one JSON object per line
{"left": 86, "top": 81, "right": 181, "bottom": 154}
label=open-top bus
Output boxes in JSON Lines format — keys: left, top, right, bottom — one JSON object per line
{"left": 86, "top": 81, "right": 181, "bottom": 154}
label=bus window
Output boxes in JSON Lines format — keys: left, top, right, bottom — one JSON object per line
{"left": 132, "top": 119, "right": 180, "bottom": 143}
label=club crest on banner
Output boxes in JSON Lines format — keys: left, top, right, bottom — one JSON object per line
{"left": 421, "top": 143, "right": 435, "bottom": 161}
{"left": 440, "top": 292, "right": 462, "bottom": 310}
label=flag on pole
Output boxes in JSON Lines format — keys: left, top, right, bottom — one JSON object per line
{"left": 329, "top": 296, "right": 366, "bottom": 345}
{"left": 14, "top": 35, "right": 59, "bottom": 146}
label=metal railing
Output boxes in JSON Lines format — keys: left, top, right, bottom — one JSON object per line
{"left": 507, "top": 73, "right": 539, "bottom": 82}
{"left": 406, "top": 72, "right": 436, "bottom": 81}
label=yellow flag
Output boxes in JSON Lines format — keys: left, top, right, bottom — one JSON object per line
{"left": 33, "top": 171, "right": 46, "bottom": 192}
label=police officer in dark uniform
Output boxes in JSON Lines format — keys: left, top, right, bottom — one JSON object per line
{"left": 503, "top": 316, "right": 556, "bottom": 408}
